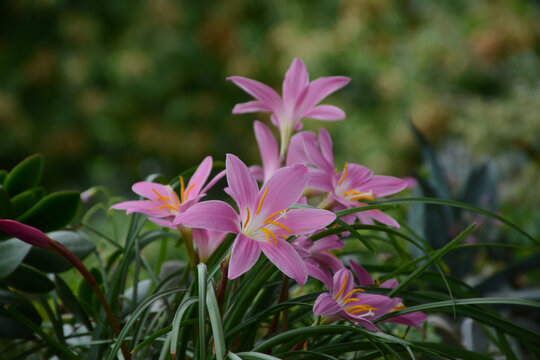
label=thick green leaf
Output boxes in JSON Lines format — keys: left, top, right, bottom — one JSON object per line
{"left": 0, "top": 238, "right": 31, "bottom": 278}
{"left": 0, "top": 289, "right": 42, "bottom": 339}
{"left": 4, "top": 154, "right": 43, "bottom": 197}
{"left": 11, "top": 189, "right": 39, "bottom": 218}
{"left": 55, "top": 275, "right": 93, "bottom": 330}
{"left": 17, "top": 191, "right": 80, "bottom": 232}
{"left": 23, "top": 231, "right": 95, "bottom": 273}
{"left": 0, "top": 185, "right": 13, "bottom": 219}
{"left": 3, "top": 264, "right": 55, "bottom": 293}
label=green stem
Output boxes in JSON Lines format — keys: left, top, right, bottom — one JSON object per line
{"left": 178, "top": 225, "right": 198, "bottom": 269}
{"left": 49, "top": 240, "right": 131, "bottom": 360}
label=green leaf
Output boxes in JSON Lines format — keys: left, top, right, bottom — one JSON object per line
{"left": 23, "top": 231, "right": 95, "bottom": 273}
{"left": 3, "top": 264, "right": 55, "bottom": 293}
{"left": 198, "top": 263, "right": 208, "bottom": 360}
{"left": 0, "top": 289, "right": 42, "bottom": 339}
{"left": 0, "top": 185, "right": 13, "bottom": 219}
{"left": 4, "top": 154, "right": 43, "bottom": 197}
{"left": 0, "top": 170, "right": 7, "bottom": 185}
{"left": 170, "top": 296, "right": 199, "bottom": 359}
{"left": 17, "top": 191, "right": 81, "bottom": 232}
{"left": 55, "top": 275, "right": 93, "bottom": 330}
{"left": 0, "top": 239, "right": 31, "bottom": 278}
{"left": 11, "top": 189, "right": 39, "bottom": 218}
{"left": 207, "top": 282, "right": 225, "bottom": 360}
{"left": 235, "top": 352, "right": 283, "bottom": 360}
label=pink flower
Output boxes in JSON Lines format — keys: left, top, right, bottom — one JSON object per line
{"left": 228, "top": 58, "right": 350, "bottom": 156}
{"left": 249, "top": 120, "right": 281, "bottom": 184}
{"left": 300, "top": 128, "right": 407, "bottom": 228}
{"left": 0, "top": 219, "right": 51, "bottom": 249}
{"left": 110, "top": 156, "right": 224, "bottom": 229}
{"left": 174, "top": 154, "right": 336, "bottom": 284}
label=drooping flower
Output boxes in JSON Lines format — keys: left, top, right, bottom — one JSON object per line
{"left": 300, "top": 128, "right": 407, "bottom": 228}
{"left": 192, "top": 228, "right": 227, "bottom": 263}
{"left": 110, "top": 156, "right": 224, "bottom": 229}
{"left": 228, "top": 58, "right": 350, "bottom": 157}
{"left": 174, "top": 154, "right": 336, "bottom": 284}
{"left": 0, "top": 219, "right": 51, "bottom": 249}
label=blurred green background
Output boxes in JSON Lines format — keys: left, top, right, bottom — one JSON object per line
{"left": 1, "top": 0, "right": 539, "bottom": 227}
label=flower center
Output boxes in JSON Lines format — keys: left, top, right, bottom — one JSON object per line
{"left": 334, "top": 273, "right": 376, "bottom": 318}
{"left": 152, "top": 186, "right": 181, "bottom": 214}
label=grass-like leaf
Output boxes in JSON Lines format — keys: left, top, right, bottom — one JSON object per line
{"left": 207, "top": 282, "right": 226, "bottom": 360}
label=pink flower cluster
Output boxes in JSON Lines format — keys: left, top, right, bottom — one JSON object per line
{"left": 110, "top": 58, "right": 426, "bottom": 333}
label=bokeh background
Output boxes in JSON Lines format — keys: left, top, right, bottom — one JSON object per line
{"left": 1, "top": 0, "right": 539, "bottom": 230}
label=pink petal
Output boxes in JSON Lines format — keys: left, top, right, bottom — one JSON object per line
{"left": 111, "top": 200, "right": 167, "bottom": 218}
{"left": 200, "top": 169, "right": 226, "bottom": 195}
{"left": 312, "top": 252, "right": 344, "bottom": 273}
{"left": 255, "top": 164, "right": 308, "bottom": 220}
{"left": 261, "top": 237, "right": 308, "bottom": 284}
{"left": 232, "top": 100, "right": 271, "bottom": 114}
{"left": 228, "top": 233, "right": 261, "bottom": 279}
{"left": 303, "top": 105, "right": 346, "bottom": 121}
{"left": 297, "top": 76, "right": 350, "bottom": 115}
{"left": 283, "top": 58, "right": 309, "bottom": 105}
{"left": 310, "top": 235, "right": 344, "bottom": 253}
{"left": 227, "top": 76, "right": 283, "bottom": 113}
{"left": 313, "top": 293, "right": 342, "bottom": 316}
{"left": 253, "top": 121, "right": 280, "bottom": 183}
{"left": 306, "top": 260, "right": 333, "bottom": 289}
{"left": 303, "top": 134, "right": 334, "bottom": 173}
{"left": 226, "top": 154, "right": 260, "bottom": 220}
{"left": 193, "top": 228, "right": 227, "bottom": 263}
{"left": 286, "top": 131, "right": 316, "bottom": 166}
{"left": 0, "top": 219, "right": 50, "bottom": 248}
{"left": 382, "top": 312, "right": 427, "bottom": 335}
{"left": 349, "top": 260, "right": 374, "bottom": 286}
{"left": 338, "top": 163, "right": 373, "bottom": 190}
{"left": 332, "top": 269, "right": 355, "bottom": 296}
{"left": 359, "top": 175, "right": 407, "bottom": 197}
{"left": 380, "top": 279, "right": 399, "bottom": 288}
{"left": 308, "top": 169, "right": 333, "bottom": 192}
{"left": 173, "top": 200, "right": 240, "bottom": 233}
{"left": 185, "top": 156, "right": 212, "bottom": 201}
{"left": 318, "top": 128, "right": 335, "bottom": 167}
{"left": 132, "top": 182, "right": 171, "bottom": 201}
{"left": 360, "top": 209, "right": 400, "bottom": 228}
{"left": 249, "top": 165, "right": 265, "bottom": 182}
{"left": 148, "top": 217, "right": 176, "bottom": 229}
{"left": 277, "top": 208, "right": 336, "bottom": 236}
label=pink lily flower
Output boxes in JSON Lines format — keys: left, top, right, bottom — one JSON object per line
{"left": 349, "top": 260, "right": 427, "bottom": 334}
{"left": 249, "top": 120, "right": 281, "bottom": 184}
{"left": 173, "top": 154, "right": 336, "bottom": 284}
{"left": 313, "top": 268, "right": 399, "bottom": 331}
{"left": 110, "top": 156, "right": 225, "bottom": 229}
{"left": 300, "top": 128, "right": 407, "bottom": 228}
{"left": 228, "top": 58, "right": 350, "bottom": 157}
{"left": 192, "top": 228, "right": 227, "bottom": 263}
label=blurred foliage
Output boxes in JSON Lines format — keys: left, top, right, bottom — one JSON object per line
{"left": 0, "top": 0, "right": 539, "bottom": 227}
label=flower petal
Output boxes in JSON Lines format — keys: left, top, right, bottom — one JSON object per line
{"left": 332, "top": 269, "right": 355, "bottom": 297}
{"left": 111, "top": 200, "right": 167, "bottom": 218}
{"left": 318, "top": 128, "right": 335, "bottom": 167}
{"left": 283, "top": 58, "right": 309, "bottom": 105}
{"left": 297, "top": 76, "right": 350, "bottom": 115}
{"left": 200, "top": 169, "right": 226, "bottom": 195}
{"left": 308, "top": 169, "right": 333, "bottom": 192}
{"left": 185, "top": 156, "right": 212, "bottom": 201}
{"left": 306, "top": 259, "right": 333, "bottom": 289}
{"left": 277, "top": 208, "right": 336, "bottom": 236}
{"left": 249, "top": 165, "right": 265, "bottom": 182}
{"left": 173, "top": 200, "right": 240, "bottom": 233}
{"left": 303, "top": 133, "right": 334, "bottom": 173}
{"left": 349, "top": 260, "right": 375, "bottom": 286}
{"left": 254, "top": 121, "right": 280, "bottom": 183}
{"left": 381, "top": 312, "right": 427, "bottom": 335}
{"left": 227, "top": 76, "right": 283, "bottom": 113}
{"left": 226, "top": 154, "right": 260, "bottom": 219}
{"left": 193, "top": 228, "right": 227, "bottom": 263}
{"left": 360, "top": 175, "right": 407, "bottom": 197}
{"left": 359, "top": 209, "right": 400, "bottom": 228}
{"left": 232, "top": 100, "right": 271, "bottom": 114}
{"left": 286, "top": 131, "right": 316, "bottom": 166}
{"left": 228, "top": 233, "right": 261, "bottom": 279}
{"left": 261, "top": 237, "right": 308, "bottom": 284}
{"left": 313, "top": 293, "right": 343, "bottom": 316}
{"left": 338, "top": 163, "right": 373, "bottom": 190}
{"left": 132, "top": 182, "right": 171, "bottom": 201}
{"left": 303, "top": 105, "right": 346, "bottom": 121}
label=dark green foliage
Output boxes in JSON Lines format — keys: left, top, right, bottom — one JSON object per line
{"left": 17, "top": 191, "right": 80, "bottom": 233}
{"left": 0, "top": 289, "right": 42, "bottom": 339}
{"left": 3, "top": 264, "right": 55, "bottom": 293}
{"left": 3, "top": 155, "right": 43, "bottom": 198}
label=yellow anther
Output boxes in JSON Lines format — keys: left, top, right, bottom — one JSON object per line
{"left": 347, "top": 304, "right": 378, "bottom": 314}
{"left": 256, "top": 187, "right": 269, "bottom": 215}
{"left": 152, "top": 188, "right": 171, "bottom": 202}
{"left": 159, "top": 204, "right": 177, "bottom": 211}
{"left": 394, "top": 305, "right": 407, "bottom": 310}
{"left": 265, "top": 220, "right": 292, "bottom": 234}
{"left": 375, "top": 278, "right": 380, "bottom": 286}
{"left": 261, "top": 227, "right": 278, "bottom": 245}
{"left": 341, "top": 288, "right": 365, "bottom": 302}
{"left": 342, "top": 298, "right": 360, "bottom": 305}
{"left": 264, "top": 209, "right": 289, "bottom": 223}
{"left": 244, "top": 207, "right": 251, "bottom": 228}
{"left": 334, "top": 272, "right": 348, "bottom": 300}
{"left": 172, "top": 191, "right": 181, "bottom": 207}
{"left": 337, "top": 162, "right": 348, "bottom": 186}
{"left": 184, "top": 182, "right": 197, "bottom": 201}
{"left": 179, "top": 176, "right": 185, "bottom": 203}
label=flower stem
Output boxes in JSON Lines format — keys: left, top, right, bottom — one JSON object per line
{"left": 178, "top": 225, "right": 198, "bottom": 269}
{"left": 49, "top": 240, "right": 131, "bottom": 360}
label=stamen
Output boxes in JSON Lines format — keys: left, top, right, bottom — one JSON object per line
{"left": 350, "top": 190, "right": 374, "bottom": 201}
{"left": 347, "top": 304, "right": 378, "bottom": 314}
{"left": 152, "top": 188, "right": 171, "bottom": 203}
{"left": 256, "top": 187, "right": 269, "bottom": 215}
{"left": 341, "top": 288, "right": 365, "bottom": 301}
{"left": 337, "top": 162, "right": 348, "bottom": 186}
{"left": 265, "top": 220, "right": 292, "bottom": 234}
{"left": 394, "top": 305, "right": 407, "bottom": 310}
{"left": 264, "top": 209, "right": 289, "bottom": 223}
{"left": 244, "top": 207, "right": 251, "bottom": 228}
{"left": 184, "top": 182, "right": 197, "bottom": 201}
{"left": 341, "top": 298, "right": 360, "bottom": 305}
{"left": 159, "top": 204, "right": 177, "bottom": 211}
{"left": 261, "top": 227, "right": 278, "bottom": 245}
{"left": 179, "top": 176, "right": 185, "bottom": 203}
{"left": 334, "top": 273, "right": 348, "bottom": 300}
{"left": 171, "top": 190, "right": 181, "bottom": 207}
